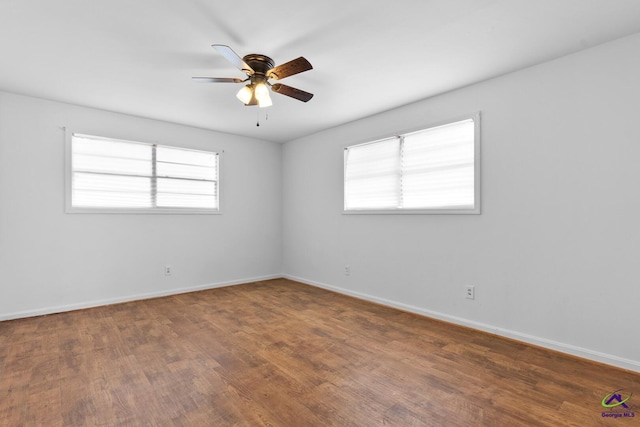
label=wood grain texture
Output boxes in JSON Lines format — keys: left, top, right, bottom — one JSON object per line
{"left": 1, "top": 278, "right": 638, "bottom": 426}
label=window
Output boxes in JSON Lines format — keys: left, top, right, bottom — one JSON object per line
{"left": 66, "top": 133, "right": 220, "bottom": 213}
{"left": 344, "top": 114, "right": 479, "bottom": 214}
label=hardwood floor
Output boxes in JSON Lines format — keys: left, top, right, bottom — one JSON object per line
{"left": 1, "top": 278, "right": 639, "bottom": 426}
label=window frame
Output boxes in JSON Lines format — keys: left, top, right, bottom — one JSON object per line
{"left": 64, "top": 129, "right": 223, "bottom": 215}
{"left": 343, "top": 112, "right": 481, "bottom": 215}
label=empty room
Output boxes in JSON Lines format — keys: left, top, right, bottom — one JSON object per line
{"left": 1, "top": 1, "right": 640, "bottom": 425}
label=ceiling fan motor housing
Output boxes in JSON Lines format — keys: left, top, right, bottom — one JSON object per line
{"left": 243, "top": 54, "right": 275, "bottom": 78}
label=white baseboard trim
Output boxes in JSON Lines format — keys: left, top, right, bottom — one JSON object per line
{"left": 0, "top": 274, "right": 282, "bottom": 322}
{"left": 284, "top": 274, "right": 640, "bottom": 374}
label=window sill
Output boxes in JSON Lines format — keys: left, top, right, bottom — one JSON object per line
{"left": 65, "top": 207, "right": 221, "bottom": 215}
{"left": 342, "top": 207, "right": 480, "bottom": 215}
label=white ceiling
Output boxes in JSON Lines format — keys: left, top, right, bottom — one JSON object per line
{"left": 2, "top": 1, "right": 640, "bottom": 143}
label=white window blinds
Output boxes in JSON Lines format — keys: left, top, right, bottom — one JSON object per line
{"left": 70, "top": 134, "right": 219, "bottom": 212}
{"left": 155, "top": 145, "right": 218, "bottom": 209}
{"left": 344, "top": 137, "right": 401, "bottom": 210}
{"left": 344, "top": 116, "right": 479, "bottom": 213}
{"left": 402, "top": 120, "right": 475, "bottom": 209}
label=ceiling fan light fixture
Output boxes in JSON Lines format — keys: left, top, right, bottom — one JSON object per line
{"left": 197, "top": 45, "right": 314, "bottom": 107}
{"left": 236, "top": 85, "right": 253, "bottom": 104}
{"left": 254, "top": 83, "right": 272, "bottom": 108}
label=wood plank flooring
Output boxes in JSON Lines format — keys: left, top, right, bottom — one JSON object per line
{"left": 1, "top": 278, "right": 639, "bottom": 426}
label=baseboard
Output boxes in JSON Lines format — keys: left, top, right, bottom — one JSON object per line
{"left": 284, "top": 274, "right": 640, "bottom": 374}
{"left": 6, "top": 273, "right": 639, "bottom": 374}
{"left": 0, "top": 273, "right": 282, "bottom": 322}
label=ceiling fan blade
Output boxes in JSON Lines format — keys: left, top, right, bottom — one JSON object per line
{"left": 212, "top": 44, "right": 253, "bottom": 74}
{"left": 271, "top": 83, "right": 314, "bottom": 102}
{"left": 192, "top": 77, "right": 245, "bottom": 83}
{"left": 268, "top": 57, "right": 312, "bottom": 80}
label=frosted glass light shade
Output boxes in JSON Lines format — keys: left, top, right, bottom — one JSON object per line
{"left": 236, "top": 85, "right": 253, "bottom": 104}
{"left": 254, "top": 83, "right": 272, "bottom": 108}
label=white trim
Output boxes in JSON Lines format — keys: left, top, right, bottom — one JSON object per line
{"left": 7, "top": 271, "right": 638, "bottom": 373}
{"left": 342, "top": 208, "right": 479, "bottom": 215}
{"left": 343, "top": 112, "right": 481, "bottom": 215}
{"left": 64, "top": 128, "right": 223, "bottom": 215}
{"left": 344, "top": 112, "right": 481, "bottom": 151}
{"left": 283, "top": 274, "right": 640, "bottom": 374}
{"left": 0, "top": 274, "right": 281, "bottom": 321}
{"left": 66, "top": 206, "right": 223, "bottom": 215}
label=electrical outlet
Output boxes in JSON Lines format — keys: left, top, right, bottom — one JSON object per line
{"left": 465, "top": 285, "right": 475, "bottom": 300}
{"left": 344, "top": 265, "right": 351, "bottom": 276}
{"left": 164, "top": 265, "right": 172, "bottom": 276}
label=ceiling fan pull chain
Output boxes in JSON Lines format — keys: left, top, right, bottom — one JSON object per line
{"left": 256, "top": 110, "right": 260, "bottom": 127}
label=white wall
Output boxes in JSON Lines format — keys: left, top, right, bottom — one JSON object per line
{"left": 0, "top": 92, "right": 282, "bottom": 319}
{"left": 282, "top": 33, "right": 640, "bottom": 372}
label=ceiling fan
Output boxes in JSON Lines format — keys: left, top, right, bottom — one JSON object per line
{"left": 193, "top": 44, "right": 313, "bottom": 107}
